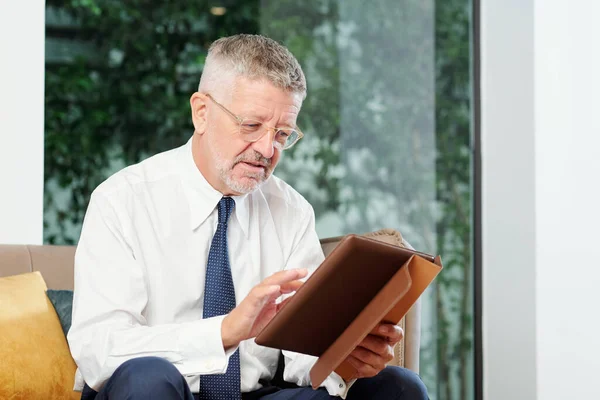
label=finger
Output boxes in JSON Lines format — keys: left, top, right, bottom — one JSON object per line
{"left": 232, "top": 284, "right": 281, "bottom": 328}
{"left": 349, "top": 346, "right": 387, "bottom": 373}
{"left": 279, "top": 279, "right": 304, "bottom": 294}
{"left": 346, "top": 354, "right": 379, "bottom": 379}
{"left": 262, "top": 268, "right": 308, "bottom": 286}
{"left": 372, "top": 323, "right": 404, "bottom": 344}
{"left": 246, "top": 284, "right": 281, "bottom": 309}
{"left": 358, "top": 334, "right": 394, "bottom": 359}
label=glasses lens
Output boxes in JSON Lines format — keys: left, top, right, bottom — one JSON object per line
{"left": 240, "top": 120, "right": 263, "bottom": 140}
{"left": 239, "top": 120, "right": 301, "bottom": 150}
{"left": 276, "top": 129, "right": 298, "bottom": 149}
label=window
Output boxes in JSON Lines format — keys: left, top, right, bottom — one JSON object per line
{"left": 45, "top": 1, "right": 475, "bottom": 398}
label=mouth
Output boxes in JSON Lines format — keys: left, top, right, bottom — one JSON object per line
{"left": 238, "top": 161, "right": 268, "bottom": 173}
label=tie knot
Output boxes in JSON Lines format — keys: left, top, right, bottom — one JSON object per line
{"left": 217, "top": 197, "right": 235, "bottom": 225}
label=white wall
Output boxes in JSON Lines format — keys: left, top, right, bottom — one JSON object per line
{"left": 481, "top": 0, "right": 538, "bottom": 398}
{"left": 0, "top": 1, "right": 45, "bottom": 244}
{"left": 482, "top": 0, "right": 600, "bottom": 399}
{"left": 534, "top": 1, "right": 600, "bottom": 399}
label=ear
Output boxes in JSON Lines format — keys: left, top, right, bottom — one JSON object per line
{"left": 190, "top": 92, "right": 208, "bottom": 135}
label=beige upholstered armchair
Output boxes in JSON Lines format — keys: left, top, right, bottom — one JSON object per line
{"left": 0, "top": 228, "right": 421, "bottom": 373}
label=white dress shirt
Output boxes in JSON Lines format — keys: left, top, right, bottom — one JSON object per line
{"left": 67, "top": 137, "right": 351, "bottom": 397}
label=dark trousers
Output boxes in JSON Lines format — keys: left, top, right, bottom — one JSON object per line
{"left": 81, "top": 356, "right": 429, "bottom": 400}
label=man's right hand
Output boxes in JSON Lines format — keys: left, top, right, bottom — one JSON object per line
{"left": 221, "top": 268, "right": 308, "bottom": 350}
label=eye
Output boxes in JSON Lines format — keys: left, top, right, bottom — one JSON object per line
{"left": 240, "top": 121, "right": 262, "bottom": 134}
{"left": 276, "top": 130, "right": 291, "bottom": 138}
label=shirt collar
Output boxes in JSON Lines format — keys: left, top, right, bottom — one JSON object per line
{"left": 179, "top": 136, "right": 250, "bottom": 238}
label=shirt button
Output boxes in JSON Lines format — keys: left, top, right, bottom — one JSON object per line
{"left": 339, "top": 383, "right": 344, "bottom": 388}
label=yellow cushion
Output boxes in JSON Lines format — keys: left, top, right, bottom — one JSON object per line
{"left": 0, "top": 272, "right": 79, "bottom": 400}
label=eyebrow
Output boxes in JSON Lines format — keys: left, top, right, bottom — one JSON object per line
{"left": 239, "top": 106, "right": 268, "bottom": 121}
{"left": 243, "top": 112, "right": 296, "bottom": 128}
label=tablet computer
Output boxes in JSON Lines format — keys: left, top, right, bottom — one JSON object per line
{"left": 255, "top": 234, "right": 438, "bottom": 358}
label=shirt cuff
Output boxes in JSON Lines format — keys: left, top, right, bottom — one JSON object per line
{"left": 322, "top": 372, "right": 356, "bottom": 399}
{"left": 175, "top": 315, "right": 238, "bottom": 376}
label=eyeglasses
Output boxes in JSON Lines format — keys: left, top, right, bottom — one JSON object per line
{"left": 205, "top": 93, "right": 304, "bottom": 150}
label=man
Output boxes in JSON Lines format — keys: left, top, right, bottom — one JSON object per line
{"left": 68, "top": 34, "right": 428, "bottom": 400}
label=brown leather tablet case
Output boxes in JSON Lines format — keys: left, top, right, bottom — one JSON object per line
{"left": 254, "top": 234, "right": 442, "bottom": 388}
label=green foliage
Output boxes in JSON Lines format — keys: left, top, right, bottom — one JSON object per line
{"left": 431, "top": 0, "right": 474, "bottom": 399}
{"left": 45, "top": 0, "right": 259, "bottom": 243}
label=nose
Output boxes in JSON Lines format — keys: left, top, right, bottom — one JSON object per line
{"left": 251, "top": 129, "right": 276, "bottom": 159}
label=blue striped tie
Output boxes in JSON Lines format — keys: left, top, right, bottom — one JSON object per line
{"left": 198, "top": 197, "right": 241, "bottom": 399}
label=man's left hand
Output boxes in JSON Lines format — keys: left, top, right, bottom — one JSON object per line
{"left": 344, "top": 323, "right": 404, "bottom": 380}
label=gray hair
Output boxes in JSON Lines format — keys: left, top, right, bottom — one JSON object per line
{"left": 198, "top": 34, "right": 307, "bottom": 99}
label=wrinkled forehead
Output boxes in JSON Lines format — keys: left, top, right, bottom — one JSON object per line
{"left": 228, "top": 76, "right": 303, "bottom": 124}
